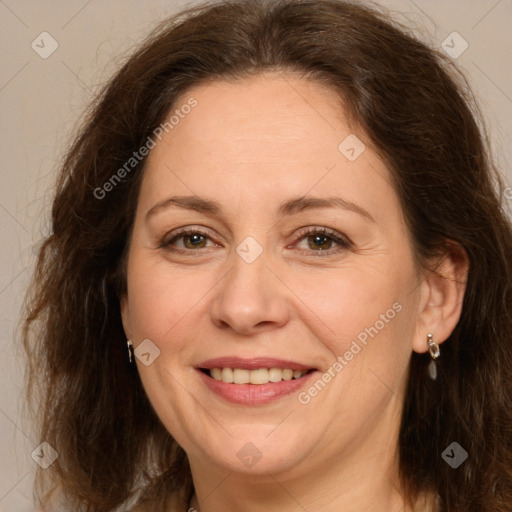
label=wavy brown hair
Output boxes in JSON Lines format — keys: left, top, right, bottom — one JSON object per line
{"left": 21, "top": 0, "right": 512, "bottom": 510}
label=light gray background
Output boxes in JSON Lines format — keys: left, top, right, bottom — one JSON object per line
{"left": 1, "top": 1, "right": 511, "bottom": 510}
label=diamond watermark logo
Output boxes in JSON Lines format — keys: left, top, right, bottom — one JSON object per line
{"left": 441, "top": 32, "right": 468, "bottom": 59}
{"left": 31, "top": 442, "right": 58, "bottom": 469}
{"left": 31, "top": 32, "right": 59, "bottom": 59}
{"left": 441, "top": 442, "right": 468, "bottom": 469}
{"left": 338, "top": 134, "right": 366, "bottom": 161}
{"left": 236, "top": 236, "right": 263, "bottom": 264}
{"left": 134, "top": 338, "right": 161, "bottom": 366}
{"left": 237, "top": 442, "right": 262, "bottom": 468}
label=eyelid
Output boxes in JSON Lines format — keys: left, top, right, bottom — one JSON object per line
{"left": 294, "top": 226, "right": 352, "bottom": 246}
{"left": 158, "top": 225, "right": 219, "bottom": 249}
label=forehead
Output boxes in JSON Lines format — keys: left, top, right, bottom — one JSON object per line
{"left": 159, "top": 73, "right": 350, "bottom": 164}
{"left": 138, "top": 72, "right": 398, "bottom": 224}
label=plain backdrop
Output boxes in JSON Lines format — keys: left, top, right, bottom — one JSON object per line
{"left": 0, "top": 0, "right": 511, "bottom": 510}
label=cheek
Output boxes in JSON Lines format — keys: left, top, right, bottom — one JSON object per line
{"left": 126, "top": 251, "right": 220, "bottom": 355}
{"left": 289, "top": 260, "right": 411, "bottom": 356}
{"left": 125, "top": 253, "right": 187, "bottom": 340}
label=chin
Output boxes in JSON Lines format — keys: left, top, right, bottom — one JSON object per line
{"left": 192, "top": 425, "right": 314, "bottom": 475}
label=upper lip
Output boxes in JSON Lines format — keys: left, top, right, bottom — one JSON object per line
{"left": 197, "top": 357, "right": 316, "bottom": 371}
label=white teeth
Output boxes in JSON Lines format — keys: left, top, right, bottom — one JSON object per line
{"left": 282, "top": 369, "right": 293, "bottom": 381}
{"left": 221, "top": 367, "right": 234, "bottom": 383}
{"left": 268, "top": 367, "right": 282, "bottom": 382}
{"left": 249, "top": 368, "right": 269, "bottom": 384}
{"left": 233, "top": 368, "right": 250, "bottom": 384}
{"left": 208, "top": 367, "right": 309, "bottom": 384}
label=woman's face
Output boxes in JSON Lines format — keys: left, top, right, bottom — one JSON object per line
{"left": 121, "top": 72, "right": 428, "bottom": 479}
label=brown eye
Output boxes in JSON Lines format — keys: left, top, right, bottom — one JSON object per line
{"left": 306, "top": 233, "right": 335, "bottom": 251}
{"left": 293, "top": 227, "right": 351, "bottom": 256}
{"left": 159, "top": 227, "right": 217, "bottom": 254}
{"left": 181, "top": 233, "right": 208, "bottom": 249}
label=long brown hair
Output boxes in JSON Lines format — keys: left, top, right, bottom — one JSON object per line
{"left": 21, "top": 0, "right": 512, "bottom": 510}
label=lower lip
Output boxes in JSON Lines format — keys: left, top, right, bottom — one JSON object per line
{"left": 197, "top": 369, "right": 317, "bottom": 405}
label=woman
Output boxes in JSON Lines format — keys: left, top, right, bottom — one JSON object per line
{"left": 21, "top": 0, "right": 512, "bottom": 510}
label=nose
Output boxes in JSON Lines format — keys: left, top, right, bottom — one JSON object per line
{"left": 209, "top": 246, "right": 291, "bottom": 336}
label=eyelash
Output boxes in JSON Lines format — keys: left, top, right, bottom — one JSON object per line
{"left": 158, "top": 226, "right": 352, "bottom": 257}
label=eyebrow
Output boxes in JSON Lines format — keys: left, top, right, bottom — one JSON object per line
{"left": 145, "top": 195, "right": 375, "bottom": 223}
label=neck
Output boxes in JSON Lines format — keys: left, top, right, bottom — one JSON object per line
{"left": 188, "top": 467, "right": 410, "bottom": 512}
{"left": 187, "top": 484, "right": 438, "bottom": 512}
{"left": 189, "top": 490, "right": 434, "bottom": 512}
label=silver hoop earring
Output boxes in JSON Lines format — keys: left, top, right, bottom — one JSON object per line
{"left": 127, "top": 339, "right": 134, "bottom": 363}
{"left": 427, "top": 333, "right": 440, "bottom": 380}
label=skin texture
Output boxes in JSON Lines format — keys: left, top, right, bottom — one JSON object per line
{"left": 120, "top": 72, "right": 468, "bottom": 512}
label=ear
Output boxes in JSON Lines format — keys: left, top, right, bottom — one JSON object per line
{"left": 411, "top": 242, "right": 469, "bottom": 354}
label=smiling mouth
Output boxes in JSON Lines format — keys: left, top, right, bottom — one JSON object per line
{"left": 200, "top": 367, "right": 317, "bottom": 385}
